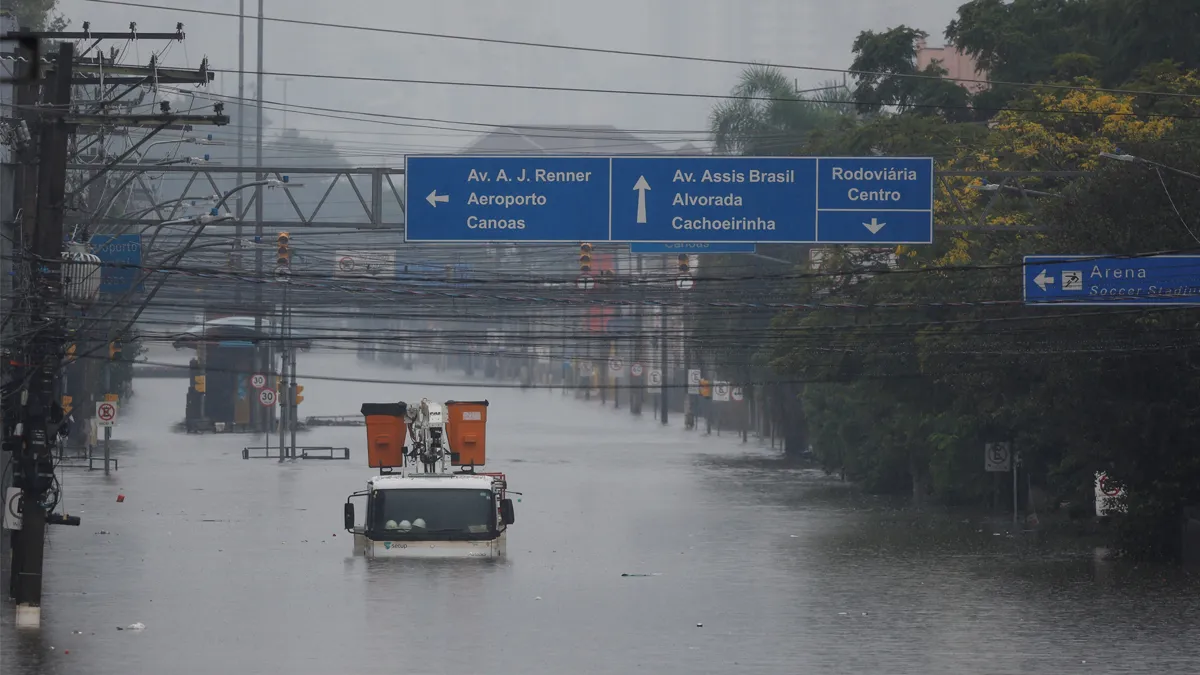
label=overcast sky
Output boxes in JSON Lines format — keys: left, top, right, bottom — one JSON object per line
{"left": 58, "top": 0, "right": 967, "bottom": 159}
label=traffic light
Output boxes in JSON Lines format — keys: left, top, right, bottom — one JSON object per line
{"left": 276, "top": 231, "right": 291, "bottom": 267}
{"left": 579, "top": 243, "right": 593, "bottom": 274}
{"left": 294, "top": 385, "right": 304, "bottom": 405}
{"left": 108, "top": 341, "right": 121, "bottom": 360}
{"left": 677, "top": 254, "right": 689, "bottom": 273}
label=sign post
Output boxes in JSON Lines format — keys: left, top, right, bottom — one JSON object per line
{"left": 96, "top": 401, "right": 118, "bottom": 475}
{"left": 404, "top": 155, "right": 934, "bottom": 244}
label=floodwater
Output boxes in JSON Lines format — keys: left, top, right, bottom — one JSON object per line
{"left": 3, "top": 349, "right": 1199, "bottom": 675}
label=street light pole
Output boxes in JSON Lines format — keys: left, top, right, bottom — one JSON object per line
{"left": 255, "top": 0, "right": 267, "bottom": 434}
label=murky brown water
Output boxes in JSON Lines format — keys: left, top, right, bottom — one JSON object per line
{"left": 4, "top": 351, "right": 1198, "bottom": 674}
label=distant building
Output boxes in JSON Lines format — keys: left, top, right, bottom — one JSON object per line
{"left": 460, "top": 124, "right": 682, "bottom": 155}
{"left": 916, "top": 38, "right": 989, "bottom": 93}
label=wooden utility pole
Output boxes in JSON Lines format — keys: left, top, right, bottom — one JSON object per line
{"left": 12, "top": 42, "right": 74, "bottom": 629}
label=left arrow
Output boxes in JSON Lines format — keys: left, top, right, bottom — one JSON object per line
{"left": 426, "top": 189, "right": 450, "bottom": 207}
{"left": 1033, "top": 269, "right": 1056, "bottom": 291}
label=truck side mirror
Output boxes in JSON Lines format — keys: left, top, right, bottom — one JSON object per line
{"left": 343, "top": 503, "right": 355, "bottom": 531}
{"left": 499, "top": 498, "right": 515, "bottom": 526}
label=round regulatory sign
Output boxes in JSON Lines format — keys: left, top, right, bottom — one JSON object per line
{"left": 339, "top": 256, "right": 355, "bottom": 272}
{"left": 631, "top": 363, "right": 644, "bottom": 377}
{"left": 250, "top": 373, "right": 267, "bottom": 389}
{"left": 609, "top": 359, "right": 623, "bottom": 372}
{"left": 258, "top": 389, "right": 278, "bottom": 407}
{"left": 731, "top": 386, "right": 744, "bottom": 402}
{"left": 1099, "top": 474, "right": 1122, "bottom": 497}
{"left": 97, "top": 402, "right": 117, "bottom": 422}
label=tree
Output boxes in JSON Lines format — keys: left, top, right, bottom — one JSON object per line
{"left": 709, "top": 65, "right": 851, "bottom": 156}
{"left": 849, "top": 26, "right": 972, "bottom": 121}
{"left": 946, "top": 0, "right": 1200, "bottom": 90}
{"left": 7, "top": 0, "right": 69, "bottom": 31}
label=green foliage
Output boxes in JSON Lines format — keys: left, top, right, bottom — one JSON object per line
{"left": 849, "top": 25, "right": 971, "bottom": 121}
{"left": 708, "top": 9, "right": 1200, "bottom": 560}
{"left": 710, "top": 65, "right": 850, "bottom": 156}
{"left": 947, "top": 0, "right": 1200, "bottom": 89}
{"left": 6, "top": 0, "right": 68, "bottom": 31}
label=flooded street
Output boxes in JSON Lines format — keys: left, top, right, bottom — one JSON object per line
{"left": 3, "top": 351, "right": 1198, "bottom": 675}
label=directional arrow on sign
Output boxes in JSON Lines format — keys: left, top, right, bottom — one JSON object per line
{"left": 633, "top": 176, "right": 651, "bottom": 224}
{"left": 426, "top": 189, "right": 450, "bottom": 208}
{"left": 863, "top": 217, "right": 887, "bottom": 234}
{"left": 1034, "top": 269, "right": 1056, "bottom": 291}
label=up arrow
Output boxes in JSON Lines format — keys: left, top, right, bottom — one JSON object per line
{"left": 862, "top": 217, "right": 886, "bottom": 234}
{"left": 633, "top": 176, "right": 651, "bottom": 224}
{"left": 426, "top": 189, "right": 449, "bottom": 208}
{"left": 1034, "top": 269, "right": 1056, "bottom": 291}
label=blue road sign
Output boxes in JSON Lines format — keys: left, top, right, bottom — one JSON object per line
{"left": 404, "top": 155, "right": 934, "bottom": 244}
{"left": 90, "top": 233, "right": 144, "bottom": 294}
{"left": 1023, "top": 255, "right": 1200, "bottom": 305}
{"left": 405, "top": 156, "right": 611, "bottom": 242}
{"left": 629, "top": 242, "right": 757, "bottom": 254}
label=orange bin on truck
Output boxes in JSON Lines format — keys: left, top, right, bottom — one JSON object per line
{"left": 360, "top": 402, "right": 408, "bottom": 469}
{"left": 445, "top": 400, "right": 488, "bottom": 467}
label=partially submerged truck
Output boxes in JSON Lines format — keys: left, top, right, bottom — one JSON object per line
{"left": 343, "top": 399, "right": 515, "bottom": 559}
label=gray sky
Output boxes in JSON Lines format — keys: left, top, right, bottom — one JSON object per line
{"left": 58, "top": 0, "right": 967, "bottom": 159}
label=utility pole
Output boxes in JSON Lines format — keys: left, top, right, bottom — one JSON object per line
{"left": 235, "top": 0, "right": 245, "bottom": 298}
{"left": 254, "top": 0, "right": 267, "bottom": 434}
{"left": 13, "top": 42, "right": 75, "bottom": 629}
{"left": 277, "top": 282, "right": 288, "bottom": 458}
{"left": 275, "top": 75, "right": 293, "bottom": 129}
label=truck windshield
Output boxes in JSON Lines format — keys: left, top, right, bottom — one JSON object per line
{"left": 370, "top": 488, "right": 495, "bottom": 538}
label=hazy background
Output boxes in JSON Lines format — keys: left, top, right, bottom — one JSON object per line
{"left": 59, "top": 0, "right": 967, "bottom": 160}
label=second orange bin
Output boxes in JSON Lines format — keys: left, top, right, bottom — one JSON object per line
{"left": 445, "top": 400, "right": 488, "bottom": 467}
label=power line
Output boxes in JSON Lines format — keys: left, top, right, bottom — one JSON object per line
{"left": 82, "top": 0, "right": 1200, "bottom": 101}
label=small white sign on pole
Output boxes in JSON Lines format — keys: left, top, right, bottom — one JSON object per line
{"left": 687, "top": 369, "right": 701, "bottom": 395}
{"left": 647, "top": 369, "right": 662, "bottom": 387}
{"left": 96, "top": 401, "right": 118, "bottom": 427}
{"left": 712, "top": 381, "right": 731, "bottom": 402}
{"left": 630, "top": 363, "right": 644, "bottom": 377}
{"left": 259, "top": 389, "right": 278, "bottom": 407}
{"left": 731, "top": 386, "right": 744, "bottom": 402}
{"left": 984, "top": 442, "right": 1011, "bottom": 472}
{"left": 250, "top": 373, "right": 267, "bottom": 389}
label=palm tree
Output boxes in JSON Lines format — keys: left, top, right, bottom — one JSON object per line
{"left": 709, "top": 65, "right": 853, "bottom": 156}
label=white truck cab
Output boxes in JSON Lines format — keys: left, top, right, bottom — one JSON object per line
{"left": 346, "top": 472, "right": 514, "bottom": 559}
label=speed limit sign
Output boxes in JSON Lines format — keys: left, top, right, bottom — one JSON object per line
{"left": 631, "top": 363, "right": 644, "bottom": 377}
{"left": 251, "top": 373, "right": 267, "bottom": 389}
{"left": 258, "top": 389, "right": 278, "bottom": 407}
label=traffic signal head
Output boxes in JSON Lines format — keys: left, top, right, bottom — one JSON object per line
{"left": 294, "top": 385, "right": 304, "bottom": 405}
{"left": 276, "top": 231, "right": 291, "bottom": 267}
{"left": 579, "top": 243, "right": 593, "bottom": 273}
{"left": 677, "top": 254, "right": 689, "bottom": 273}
